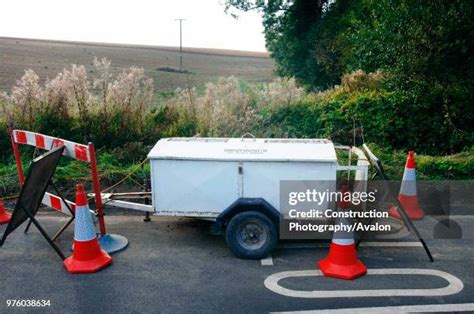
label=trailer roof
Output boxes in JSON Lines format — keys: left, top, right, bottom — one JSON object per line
{"left": 148, "top": 138, "right": 337, "bottom": 162}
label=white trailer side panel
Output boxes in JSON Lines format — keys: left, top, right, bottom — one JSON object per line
{"left": 152, "top": 159, "right": 337, "bottom": 215}
{"left": 242, "top": 161, "right": 336, "bottom": 211}
{"left": 152, "top": 159, "right": 239, "bottom": 216}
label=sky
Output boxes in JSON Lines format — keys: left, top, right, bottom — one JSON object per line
{"left": 0, "top": 0, "right": 267, "bottom": 52}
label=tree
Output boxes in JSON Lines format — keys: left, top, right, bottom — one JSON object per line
{"left": 226, "top": 0, "right": 334, "bottom": 89}
{"left": 338, "top": 0, "right": 474, "bottom": 153}
{"left": 226, "top": 0, "right": 474, "bottom": 153}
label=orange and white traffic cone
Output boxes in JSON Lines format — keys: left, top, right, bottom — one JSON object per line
{"left": 318, "top": 217, "right": 367, "bottom": 280}
{"left": 64, "top": 184, "right": 112, "bottom": 274}
{"left": 0, "top": 200, "right": 11, "bottom": 224}
{"left": 318, "top": 185, "right": 367, "bottom": 280}
{"left": 389, "top": 151, "right": 425, "bottom": 220}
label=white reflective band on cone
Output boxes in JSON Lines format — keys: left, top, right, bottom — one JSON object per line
{"left": 74, "top": 205, "right": 96, "bottom": 242}
{"left": 333, "top": 238, "right": 355, "bottom": 245}
{"left": 400, "top": 168, "right": 417, "bottom": 196}
{"left": 332, "top": 217, "right": 354, "bottom": 245}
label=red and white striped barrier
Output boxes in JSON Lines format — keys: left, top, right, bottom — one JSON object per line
{"left": 8, "top": 125, "right": 128, "bottom": 254}
{"left": 8, "top": 127, "right": 106, "bottom": 235}
{"left": 42, "top": 192, "right": 76, "bottom": 215}
{"left": 12, "top": 130, "right": 90, "bottom": 162}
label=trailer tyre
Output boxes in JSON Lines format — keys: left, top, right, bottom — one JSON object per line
{"left": 225, "top": 211, "right": 277, "bottom": 259}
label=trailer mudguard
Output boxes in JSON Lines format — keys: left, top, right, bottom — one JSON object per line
{"left": 215, "top": 198, "right": 280, "bottom": 230}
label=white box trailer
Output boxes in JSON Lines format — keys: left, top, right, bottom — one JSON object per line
{"left": 104, "top": 137, "right": 369, "bottom": 259}
{"left": 148, "top": 137, "right": 338, "bottom": 217}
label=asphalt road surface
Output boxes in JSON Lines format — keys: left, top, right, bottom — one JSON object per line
{"left": 1, "top": 213, "right": 473, "bottom": 313}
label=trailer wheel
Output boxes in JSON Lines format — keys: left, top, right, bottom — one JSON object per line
{"left": 225, "top": 211, "right": 277, "bottom": 259}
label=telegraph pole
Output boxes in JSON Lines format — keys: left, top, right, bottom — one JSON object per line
{"left": 175, "top": 18, "right": 185, "bottom": 70}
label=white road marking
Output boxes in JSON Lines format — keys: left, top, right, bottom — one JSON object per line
{"left": 264, "top": 268, "right": 463, "bottom": 298}
{"left": 279, "top": 241, "right": 422, "bottom": 249}
{"left": 272, "top": 303, "right": 474, "bottom": 313}
{"left": 261, "top": 255, "right": 274, "bottom": 266}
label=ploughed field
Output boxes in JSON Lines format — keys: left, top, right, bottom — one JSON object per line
{"left": 0, "top": 37, "right": 275, "bottom": 93}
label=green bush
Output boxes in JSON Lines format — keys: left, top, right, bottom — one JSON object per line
{"left": 0, "top": 120, "right": 11, "bottom": 161}
{"left": 335, "top": 90, "right": 408, "bottom": 148}
{"left": 259, "top": 82, "right": 473, "bottom": 155}
{"left": 110, "top": 142, "right": 152, "bottom": 164}
{"left": 257, "top": 88, "right": 405, "bottom": 147}
{"left": 416, "top": 150, "right": 474, "bottom": 180}
{"left": 258, "top": 101, "right": 323, "bottom": 138}
{"left": 32, "top": 108, "right": 80, "bottom": 143}
{"left": 367, "top": 144, "right": 474, "bottom": 180}
{"left": 144, "top": 105, "right": 197, "bottom": 139}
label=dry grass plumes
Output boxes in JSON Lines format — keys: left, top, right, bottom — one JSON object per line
{"left": 166, "top": 76, "right": 304, "bottom": 136}
{"left": 0, "top": 58, "right": 154, "bottom": 134}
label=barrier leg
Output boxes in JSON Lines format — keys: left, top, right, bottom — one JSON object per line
{"left": 143, "top": 178, "right": 151, "bottom": 222}
{"left": 89, "top": 142, "right": 129, "bottom": 254}
{"left": 97, "top": 233, "right": 129, "bottom": 254}
{"left": 24, "top": 219, "right": 33, "bottom": 233}
{"left": 144, "top": 212, "right": 151, "bottom": 222}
